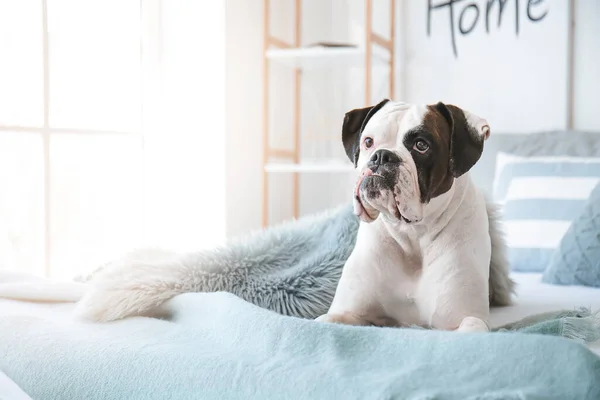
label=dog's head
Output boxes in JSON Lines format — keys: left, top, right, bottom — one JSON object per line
{"left": 342, "top": 99, "right": 490, "bottom": 224}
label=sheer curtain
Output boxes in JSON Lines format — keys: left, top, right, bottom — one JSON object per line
{"left": 0, "top": 0, "right": 225, "bottom": 279}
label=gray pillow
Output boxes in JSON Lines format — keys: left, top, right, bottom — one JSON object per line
{"left": 542, "top": 182, "right": 600, "bottom": 287}
{"left": 471, "top": 130, "right": 600, "bottom": 196}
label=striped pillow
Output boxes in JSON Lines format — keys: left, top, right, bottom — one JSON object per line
{"left": 492, "top": 152, "right": 600, "bottom": 272}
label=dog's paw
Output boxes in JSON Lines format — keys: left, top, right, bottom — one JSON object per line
{"left": 456, "top": 316, "right": 489, "bottom": 333}
{"left": 315, "top": 314, "right": 333, "bottom": 323}
{"left": 315, "top": 313, "right": 371, "bottom": 326}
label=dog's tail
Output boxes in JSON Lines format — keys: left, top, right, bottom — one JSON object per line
{"left": 486, "top": 201, "right": 516, "bottom": 306}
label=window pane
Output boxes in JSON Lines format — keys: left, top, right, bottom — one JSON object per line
{"left": 0, "top": 1, "right": 44, "bottom": 126}
{"left": 47, "top": 0, "right": 141, "bottom": 132}
{"left": 50, "top": 134, "right": 143, "bottom": 279}
{"left": 0, "top": 132, "right": 44, "bottom": 275}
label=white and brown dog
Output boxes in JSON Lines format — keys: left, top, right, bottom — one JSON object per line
{"left": 316, "top": 99, "right": 513, "bottom": 332}
{"left": 70, "top": 99, "right": 513, "bottom": 327}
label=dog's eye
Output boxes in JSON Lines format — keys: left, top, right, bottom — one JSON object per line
{"left": 364, "top": 137, "right": 374, "bottom": 149}
{"left": 413, "top": 140, "right": 429, "bottom": 154}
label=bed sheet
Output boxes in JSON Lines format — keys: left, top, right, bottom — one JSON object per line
{"left": 490, "top": 273, "right": 600, "bottom": 354}
{"left": 0, "top": 369, "right": 32, "bottom": 400}
{"left": 0, "top": 271, "right": 598, "bottom": 393}
{"left": 1, "top": 274, "right": 599, "bottom": 342}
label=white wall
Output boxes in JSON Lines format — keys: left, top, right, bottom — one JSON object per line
{"left": 225, "top": 0, "right": 263, "bottom": 237}
{"left": 573, "top": 0, "right": 600, "bottom": 131}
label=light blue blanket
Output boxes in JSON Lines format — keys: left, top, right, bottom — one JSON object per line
{"left": 1, "top": 292, "right": 599, "bottom": 400}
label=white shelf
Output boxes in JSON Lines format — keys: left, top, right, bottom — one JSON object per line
{"left": 265, "top": 161, "right": 355, "bottom": 173}
{"left": 266, "top": 46, "right": 390, "bottom": 70}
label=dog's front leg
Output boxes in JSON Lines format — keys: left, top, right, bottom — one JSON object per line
{"left": 315, "top": 312, "right": 373, "bottom": 326}
{"left": 314, "top": 249, "right": 378, "bottom": 327}
{"left": 417, "top": 243, "right": 492, "bottom": 333}
{"left": 315, "top": 225, "right": 392, "bottom": 327}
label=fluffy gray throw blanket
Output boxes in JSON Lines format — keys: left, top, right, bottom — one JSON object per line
{"left": 182, "top": 204, "right": 360, "bottom": 318}
{"left": 76, "top": 205, "right": 359, "bottom": 321}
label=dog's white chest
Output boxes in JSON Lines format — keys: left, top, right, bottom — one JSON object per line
{"left": 364, "top": 224, "right": 427, "bottom": 326}
{"left": 380, "top": 244, "right": 426, "bottom": 326}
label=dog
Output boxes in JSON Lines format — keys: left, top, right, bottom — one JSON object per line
{"left": 314, "top": 99, "right": 513, "bottom": 332}
{"left": 74, "top": 99, "right": 514, "bottom": 326}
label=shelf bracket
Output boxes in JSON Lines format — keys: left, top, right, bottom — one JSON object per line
{"left": 371, "top": 33, "right": 393, "bottom": 52}
{"left": 267, "top": 36, "right": 293, "bottom": 49}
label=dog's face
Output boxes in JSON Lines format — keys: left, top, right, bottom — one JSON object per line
{"left": 342, "top": 99, "right": 490, "bottom": 224}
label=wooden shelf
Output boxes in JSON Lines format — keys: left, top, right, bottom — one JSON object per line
{"left": 265, "top": 161, "right": 354, "bottom": 173}
{"left": 266, "top": 46, "right": 390, "bottom": 70}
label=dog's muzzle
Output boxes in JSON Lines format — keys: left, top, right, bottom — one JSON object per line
{"left": 354, "top": 149, "right": 405, "bottom": 222}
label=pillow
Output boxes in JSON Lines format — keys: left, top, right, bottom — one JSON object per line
{"left": 492, "top": 152, "right": 600, "bottom": 272}
{"left": 471, "top": 130, "right": 600, "bottom": 196}
{"left": 542, "top": 182, "right": 600, "bottom": 287}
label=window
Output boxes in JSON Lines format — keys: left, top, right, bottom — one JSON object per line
{"left": 0, "top": 0, "right": 225, "bottom": 279}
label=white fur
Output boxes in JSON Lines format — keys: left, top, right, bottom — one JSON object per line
{"left": 464, "top": 109, "right": 490, "bottom": 139}
{"left": 318, "top": 101, "right": 495, "bottom": 331}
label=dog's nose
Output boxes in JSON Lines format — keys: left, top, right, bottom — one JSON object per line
{"left": 369, "top": 149, "right": 400, "bottom": 166}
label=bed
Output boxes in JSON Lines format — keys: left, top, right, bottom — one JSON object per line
{"left": 2, "top": 130, "right": 600, "bottom": 398}
{"left": 491, "top": 273, "right": 600, "bottom": 355}
{"left": 0, "top": 271, "right": 599, "bottom": 400}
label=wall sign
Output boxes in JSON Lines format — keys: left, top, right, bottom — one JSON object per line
{"left": 428, "top": 0, "right": 549, "bottom": 57}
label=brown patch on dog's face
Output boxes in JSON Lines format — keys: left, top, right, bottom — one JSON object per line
{"left": 401, "top": 102, "right": 488, "bottom": 204}
{"left": 401, "top": 107, "right": 454, "bottom": 203}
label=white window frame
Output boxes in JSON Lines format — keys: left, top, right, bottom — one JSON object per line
{"left": 0, "top": 0, "right": 162, "bottom": 276}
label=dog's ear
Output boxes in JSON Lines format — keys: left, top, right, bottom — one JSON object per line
{"left": 342, "top": 99, "right": 389, "bottom": 167}
{"left": 433, "top": 102, "right": 490, "bottom": 178}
